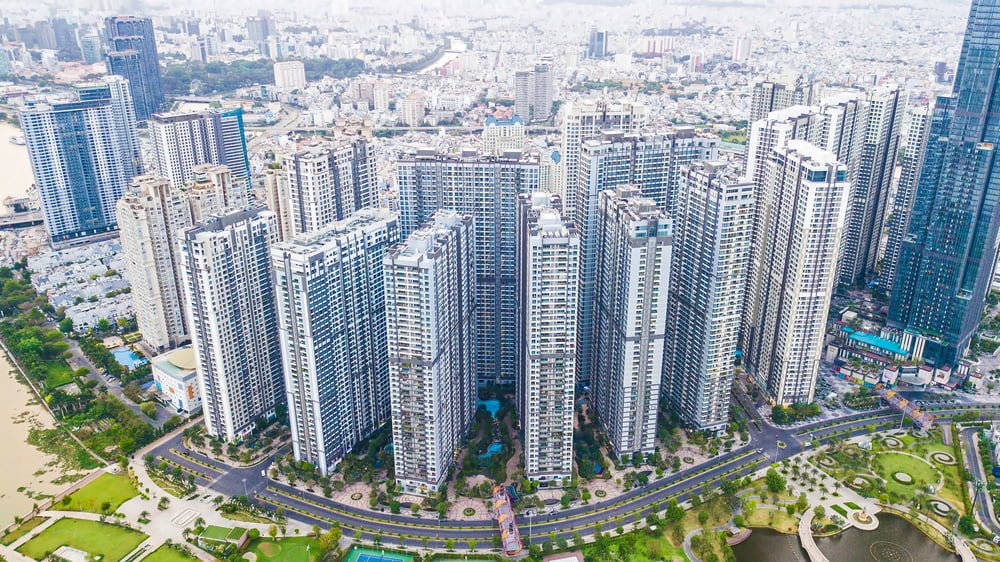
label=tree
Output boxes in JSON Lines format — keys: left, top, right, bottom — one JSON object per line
{"left": 268, "top": 525, "right": 278, "bottom": 540}
{"left": 468, "top": 538, "right": 477, "bottom": 552}
{"left": 698, "top": 511, "right": 709, "bottom": 525}
{"left": 765, "top": 468, "right": 786, "bottom": 493}
{"left": 58, "top": 317, "right": 73, "bottom": 333}
{"left": 814, "top": 505, "right": 826, "bottom": 520}
{"left": 959, "top": 515, "right": 976, "bottom": 535}
{"left": 796, "top": 493, "right": 808, "bottom": 513}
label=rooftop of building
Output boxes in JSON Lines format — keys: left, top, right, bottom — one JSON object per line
{"left": 841, "top": 326, "right": 910, "bottom": 357}
{"left": 485, "top": 114, "right": 524, "bottom": 126}
{"left": 272, "top": 208, "right": 398, "bottom": 254}
{"left": 782, "top": 138, "right": 842, "bottom": 166}
{"left": 152, "top": 346, "right": 197, "bottom": 378}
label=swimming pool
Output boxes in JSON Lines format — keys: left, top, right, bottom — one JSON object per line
{"left": 111, "top": 347, "right": 148, "bottom": 370}
{"left": 477, "top": 399, "right": 500, "bottom": 418}
{"left": 479, "top": 442, "right": 504, "bottom": 459}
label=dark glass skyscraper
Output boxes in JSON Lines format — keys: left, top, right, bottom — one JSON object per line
{"left": 889, "top": 0, "right": 1000, "bottom": 366}
{"left": 105, "top": 16, "right": 164, "bottom": 121}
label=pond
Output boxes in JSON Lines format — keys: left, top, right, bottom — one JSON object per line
{"left": 733, "top": 514, "right": 960, "bottom": 562}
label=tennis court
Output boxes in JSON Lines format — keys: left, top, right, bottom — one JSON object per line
{"left": 343, "top": 547, "right": 412, "bottom": 562}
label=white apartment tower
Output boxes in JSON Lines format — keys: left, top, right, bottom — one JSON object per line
{"left": 516, "top": 193, "right": 578, "bottom": 483}
{"left": 749, "top": 78, "right": 821, "bottom": 123}
{"left": 149, "top": 109, "right": 250, "bottom": 188}
{"left": 117, "top": 176, "right": 194, "bottom": 352}
{"left": 271, "top": 209, "right": 400, "bottom": 475}
{"left": 837, "top": 85, "right": 905, "bottom": 286}
{"left": 385, "top": 211, "right": 476, "bottom": 494}
{"left": 273, "top": 60, "right": 306, "bottom": 89}
{"left": 665, "top": 162, "right": 754, "bottom": 432}
{"left": 741, "top": 140, "right": 850, "bottom": 405}
{"left": 881, "top": 104, "right": 932, "bottom": 291}
{"left": 180, "top": 207, "right": 284, "bottom": 442}
{"left": 515, "top": 58, "right": 554, "bottom": 123}
{"left": 397, "top": 148, "right": 540, "bottom": 385}
{"left": 575, "top": 130, "right": 717, "bottom": 385}
{"left": 592, "top": 187, "right": 671, "bottom": 457}
{"left": 559, "top": 99, "right": 648, "bottom": 221}
{"left": 258, "top": 166, "right": 295, "bottom": 242}
{"left": 286, "top": 140, "right": 376, "bottom": 236}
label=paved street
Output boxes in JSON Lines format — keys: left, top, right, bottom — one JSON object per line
{"left": 140, "top": 400, "right": 1000, "bottom": 549}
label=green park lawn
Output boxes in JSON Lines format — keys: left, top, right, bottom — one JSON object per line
{"left": 59, "top": 472, "right": 139, "bottom": 513}
{"left": 17, "top": 517, "right": 146, "bottom": 561}
{"left": 248, "top": 538, "right": 322, "bottom": 562}
{"left": 874, "top": 452, "right": 940, "bottom": 499}
{"left": 41, "top": 358, "right": 74, "bottom": 389}
{"left": 143, "top": 544, "right": 199, "bottom": 562}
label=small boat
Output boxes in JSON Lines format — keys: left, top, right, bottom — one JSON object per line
{"left": 9, "top": 135, "right": 25, "bottom": 145}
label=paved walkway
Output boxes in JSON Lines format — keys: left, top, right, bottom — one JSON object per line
{"left": 797, "top": 508, "right": 830, "bottom": 562}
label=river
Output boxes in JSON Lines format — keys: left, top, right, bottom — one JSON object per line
{"left": 0, "top": 121, "right": 34, "bottom": 212}
{"left": 0, "top": 351, "right": 83, "bottom": 527}
{"left": 733, "top": 513, "right": 960, "bottom": 562}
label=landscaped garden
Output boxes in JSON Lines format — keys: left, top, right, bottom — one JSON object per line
{"left": 16, "top": 518, "right": 146, "bottom": 561}
{"left": 812, "top": 428, "right": 966, "bottom": 529}
{"left": 57, "top": 471, "right": 139, "bottom": 513}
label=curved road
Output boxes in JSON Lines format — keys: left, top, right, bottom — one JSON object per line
{"left": 147, "top": 403, "right": 1000, "bottom": 549}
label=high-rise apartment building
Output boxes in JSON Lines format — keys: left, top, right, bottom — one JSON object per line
{"left": 286, "top": 140, "right": 376, "bottom": 236}
{"left": 273, "top": 60, "right": 306, "bottom": 89}
{"left": 180, "top": 207, "right": 283, "bottom": 442}
{"left": 516, "top": 193, "right": 578, "bottom": 482}
{"left": 881, "top": 105, "right": 932, "bottom": 292}
{"left": 559, "top": 100, "right": 648, "bottom": 222}
{"left": 889, "top": 0, "right": 1000, "bottom": 367}
{"left": 666, "top": 162, "right": 754, "bottom": 432}
{"left": 575, "top": 130, "right": 717, "bottom": 385}
{"left": 592, "top": 187, "right": 671, "bottom": 457}
{"left": 117, "top": 176, "right": 193, "bottom": 352}
{"left": 515, "top": 58, "right": 554, "bottom": 123}
{"left": 482, "top": 115, "right": 526, "bottom": 155}
{"left": 105, "top": 16, "right": 164, "bottom": 121}
{"left": 397, "top": 148, "right": 540, "bottom": 385}
{"left": 20, "top": 76, "right": 142, "bottom": 243}
{"left": 258, "top": 166, "right": 295, "bottom": 242}
{"left": 838, "top": 85, "right": 905, "bottom": 286}
{"left": 742, "top": 140, "right": 849, "bottom": 405}
{"left": 386, "top": 211, "right": 476, "bottom": 494}
{"left": 400, "top": 92, "right": 426, "bottom": 127}
{"left": 150, "top": 109, "right": 250, "bottom": 188}
{"left": 272, "top": 209, "right": 400, "bottom": 475}
{"left": 186, "top": 164, "right": 247, "bottom": 220}
{"left": 749, "top": 78, "right": 821, "bottom": 123}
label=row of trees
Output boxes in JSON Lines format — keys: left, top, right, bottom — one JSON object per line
{"left": 161, "top": 58, "right": 365, "bottom": 95}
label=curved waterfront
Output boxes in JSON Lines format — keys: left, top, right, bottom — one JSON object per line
{"left": 733, "top": 514, "right": 959, "bottom": 562}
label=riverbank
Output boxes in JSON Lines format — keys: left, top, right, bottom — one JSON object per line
{"left": 0, "top": 350, "right": 86, "bottom": 527}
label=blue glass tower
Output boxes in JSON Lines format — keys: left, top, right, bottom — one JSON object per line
{"left": 105, "top": 16, "right": 164, "bottom": 121}
{"left": 889, "top": 0, "right": 1000, "bottom": 366}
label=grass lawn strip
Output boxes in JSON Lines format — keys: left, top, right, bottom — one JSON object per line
{"left": 17, "top": 517, "right": 146, "bottom": 561}
{"left": 142, "top": 544, "right": 198, "bottom": 562}
{"left": 200, "top": 525, "right": 235, "bottom": 541}
{"left": 1, "top": 516, "right": 47, "bottom": 545}
{"left": 60, "top": 472, "right": 139, "bottom": 513}
{"left": 249, "top": 537, "right": 322, "bottom": 562}
{"left": 831, "top": 505, "right": 848, "bottom": 517}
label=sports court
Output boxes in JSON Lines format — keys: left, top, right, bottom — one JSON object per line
{"left": 343, "top": 547, "right": 413, "bottom": 562}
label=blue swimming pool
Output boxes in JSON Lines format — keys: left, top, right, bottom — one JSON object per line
{"left": 111, "top": 347, "right": 148, "bottom": 370}
{"left": 478, "top": 399, "right": 500, "bottom": 418}
{"left": 479, "top": 442, "right": 504, "bottom": 459}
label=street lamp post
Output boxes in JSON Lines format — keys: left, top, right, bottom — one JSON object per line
{"left": 242, "top": 478, "right": 248, "bottom": 499}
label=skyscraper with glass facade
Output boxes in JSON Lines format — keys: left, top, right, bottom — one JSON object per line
{"left": 105, "top": 16, "right": 164, "bottom": 121}
{"left": 888, "top": 0, "right": 1000, "bottom": 367}
{"left": 20, "top": 76, "right": 142, "bottom": 244}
